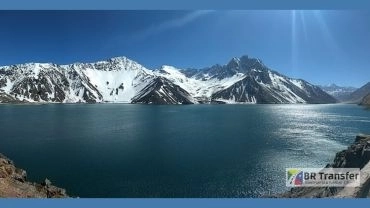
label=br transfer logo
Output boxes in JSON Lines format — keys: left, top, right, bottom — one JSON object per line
{"left": 287, "top": 169, "right": 303, "bottom": 186}
{"left": 286, "top": 168, "right": 360, "bottom": 187}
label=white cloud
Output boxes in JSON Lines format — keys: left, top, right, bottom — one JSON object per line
{"left": 135, "top": 10, "right": 213, "bottom": 40}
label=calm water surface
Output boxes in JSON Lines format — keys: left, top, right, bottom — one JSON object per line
{"left": 0, "top": 104, "right": 369, "bottom": 197}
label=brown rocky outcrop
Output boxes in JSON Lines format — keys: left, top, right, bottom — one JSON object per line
{"left": 0, "top": 153, "right": 68, "bottom": 198}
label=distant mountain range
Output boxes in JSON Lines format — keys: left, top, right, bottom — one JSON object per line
{"left": 318, "top": 83, "right": 370, "bottom": 104}
{"left": 318, "top": 84, "right": 357, "bottom": 102}
{"left": 0, "top": 55, "right": 337, "bottom": 104}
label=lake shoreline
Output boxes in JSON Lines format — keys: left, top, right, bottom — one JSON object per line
{"left": 0, "top": 101, "right": 358, "bottom": 106}
{"left": 277, "top": 134, "right": 370, "bottom": 198}
{"left": 0, "top": 153, "right": 68, "bottom": 198}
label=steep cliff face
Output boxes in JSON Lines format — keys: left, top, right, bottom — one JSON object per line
{"left": 0, "top": 153, "right": 68, "bottom": 198}
{"left": 279, "top": 134, "right": 370, "bottom": 198}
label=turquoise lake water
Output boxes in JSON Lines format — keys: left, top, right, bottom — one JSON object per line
{"left": 0, "top": 104, "right": 369, "bottom": 197}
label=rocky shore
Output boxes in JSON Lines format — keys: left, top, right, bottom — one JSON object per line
{"left": 0, "top": 153, "right": 68, "bottom": 198}
{"left": 279, "top": 134, "right": 370, "bottom": 198}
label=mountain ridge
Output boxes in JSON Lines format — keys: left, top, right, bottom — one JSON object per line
{"left": 345, "top": 82, "right": 370, "bottom": 104}
{"left": 0, "top": 55, "right": 337, "bottom": 104}
{"left": 319, "top": 84, "right": 357, "bottom": 102}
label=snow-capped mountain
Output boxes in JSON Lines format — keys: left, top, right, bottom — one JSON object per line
{"left": 0, "top": 57, "right": 168, "bottom": 104}
{"left": 319, "top": 84, "right": 357, "bottom": 102}
{"left": 131, "top": 77, "right": 195, "bottom": 104}
{"left": 0, "top": 55, "right": 337, "bottom": 104}
{"left": 156, "top": 56, "right": 337, "bottom": 104}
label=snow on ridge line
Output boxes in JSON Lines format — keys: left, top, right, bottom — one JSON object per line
{"left": 0, "top": 56, "right": 150, "bottom": 73}
{"left": 154, "top": 65, "right": 248, "bottom": 99}
{"left": 0, "top": 56, "right": 334, "bottom": 104}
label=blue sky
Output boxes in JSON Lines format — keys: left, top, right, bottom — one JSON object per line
{"left": 0, "top": 10, "right": 369, "bottom": 87}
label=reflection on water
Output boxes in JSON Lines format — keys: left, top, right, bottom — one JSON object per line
{"left": 0, "top": 104, "right": 369, "bottom": 197}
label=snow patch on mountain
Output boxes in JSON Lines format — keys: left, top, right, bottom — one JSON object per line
{"left": 156, "top": 65, "right": 246, "bottom": 100}
{"left": 266, "top": 71, "right": 306, "bottom": 103}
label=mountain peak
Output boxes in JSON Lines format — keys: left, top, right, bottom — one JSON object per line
{"left": 107, "top": 56, "right": 129, "bottom": 62}
{"left": 240, "top": 55, "right": 249, "bottom": 60}
{"left": 67, "top": 56, "right": 135, "bottom": 67}
{"left": 160, "top": 65, "right": 178, "bottom": 70}
{"left": 240, "top": 55, "right": 262, "bottom": 65}
{"left": 328, "top": 83, "right": 339, "bottom": 88}
{"left": 225, "top": 55, "right": 264, "bottom": 72}
{"left": 227, "top": 57, "right": 240, "bottom": 68}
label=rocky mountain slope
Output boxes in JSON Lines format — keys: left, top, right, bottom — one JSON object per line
{"left": 0, "top": 153, "right": 68, "bottom": 198}
{"left": 131, "top": 77, "right": 195, "bottom": 104}
{"left": 345, "top": 82, "right": 370, "bottom": 104}
{"left": 0, "top": 90, "right": 23, "bottom": 103}
{"left": 156, "top": 56, "right": 336, "bottom": 104}
{"left": 0, "top": 55, "right": 337, "bottom": 104}
{"left": 319, "top": 84, "right": 357, "bottom": 102}
{"left": 360, "top": 94, "right": 370, "bottom": 106}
